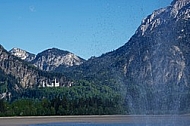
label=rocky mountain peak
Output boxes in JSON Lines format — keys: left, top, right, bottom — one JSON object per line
{"left": 43, "top": 48, "right": 70, "bottom": 55}
{"left": 9, "top": 47, "right": 85, "bottom": 71}
{"left": 137, "top": 0, "right": 190, "bottom": 36}
{"left": 170, "top": 0, "right": 190, "bottom": 17}
{"left": 9, "top": 48, "right": 36, "bottom": 62}
{"left": 10, "top": 48, "right": 26, "bottom": 60}
{"left": 32, "top": 48, "right": 86, "bottom": 71}
{"left": 171, "top": 0, "right": 190, "bottom": 8}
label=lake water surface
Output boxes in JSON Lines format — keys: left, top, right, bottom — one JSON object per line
{"left": 27, "top": 115, "right": 190, "bottom": 126}
{"left": 30, "top": 123, "right": 128, "bottom": 126}
{"left": 29, "top": 122, "right": 189, "bottom": 126}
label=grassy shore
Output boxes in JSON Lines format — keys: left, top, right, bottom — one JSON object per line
{"left": 0, "top": 115, "right": 189, "bottom": 126}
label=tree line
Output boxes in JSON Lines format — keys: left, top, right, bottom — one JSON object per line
{"left": 0, "top": 80, "right": 125, "bottom": 116}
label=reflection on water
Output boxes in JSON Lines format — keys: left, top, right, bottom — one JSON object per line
{"left": 30, "top": 121, "right": 190, "bottom": 126}
{"left": 30, "top": 123, "right": 127, "bottom": 126}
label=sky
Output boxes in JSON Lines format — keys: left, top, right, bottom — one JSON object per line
{"left": 0, "top": 0, "right": 172, "bottom": 59}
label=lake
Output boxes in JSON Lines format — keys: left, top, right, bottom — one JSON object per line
{"left": 29, "top": 121, "right": 190, "bottom": 126}
{"left": 30, "top": 123, "right": 129, "bottom": 126}
{"left": 0, "top": 115, "right": 189, "bottom": 126}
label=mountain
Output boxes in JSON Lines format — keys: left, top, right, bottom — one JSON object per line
{"left": 9, "top": 48, "right": 36, "bottom": 62}
{"left": 10, "top": 47, "right": 85, "bottom": 71}
{"left": 125, "top": 0, "right": 190, "bottom": 86}
{"left": 31, "top": 48, "right": 85, "bottom": 71}
{"left": 61, "top": 0, "right": 190, "bottom": 114}
{"left": 0, "top": 45, "right": 71, "bottom": 94}
{"left": 3, "top": 0, "right": 190, "bottom": 114}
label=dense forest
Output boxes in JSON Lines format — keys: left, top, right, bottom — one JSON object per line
{"left": 0, "top": 80, "right": 126, "bottom": 116}
{"left": 0, "top": 80, "right": 190, "bottom": 116}
{"left": 1, "top": 79, "right": 190, "bottom": 116}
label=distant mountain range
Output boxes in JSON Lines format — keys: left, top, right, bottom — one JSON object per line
{"left": 9, "top": 47, "right": 85, "bottom": 71}
{"left": 1, "top": 0, "right": 190, "bottom": 114}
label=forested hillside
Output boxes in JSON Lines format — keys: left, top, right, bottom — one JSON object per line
{"left": 0, "top": 80, "right": 124, "bottom": 116}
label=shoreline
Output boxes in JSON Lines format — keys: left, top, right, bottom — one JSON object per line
{"left": 0, "top": 115, "right": 189, "bottom": 126}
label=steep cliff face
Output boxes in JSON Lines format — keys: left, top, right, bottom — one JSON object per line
{"left": 122, "top": 0, "right": 190, "bottom": 86}
{"left": 0, "top": 45, "right": 71, "bottom": 90}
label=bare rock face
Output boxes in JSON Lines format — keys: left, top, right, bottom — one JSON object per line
{"left": 138, "top": 0, "right": 190, "bottom": 36}
{"left": 125, "top": 0, "right": 190, "bottom": 87}
{"left": 9, "top": 48, "right": 36, "bottom": 62}
{"left": 10, "top": 47, "right": 85, "bottom": 71}
{"left": 31, "top": 48, "right": 85, "bottom": 71}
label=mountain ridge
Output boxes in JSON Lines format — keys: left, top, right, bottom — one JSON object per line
{"left": 31, "top": 48, "right": 85, "bottom": 71}
{"left": 10, "top": 47, "right": 86, "bottom": 71}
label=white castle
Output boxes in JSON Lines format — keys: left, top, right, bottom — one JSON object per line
{"left": 41, "top": 78, "right": 60, "bottom": 87}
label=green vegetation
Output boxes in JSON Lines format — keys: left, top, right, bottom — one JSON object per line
{"left": 0, "top": 80, "right": 125, "bottom": 116}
